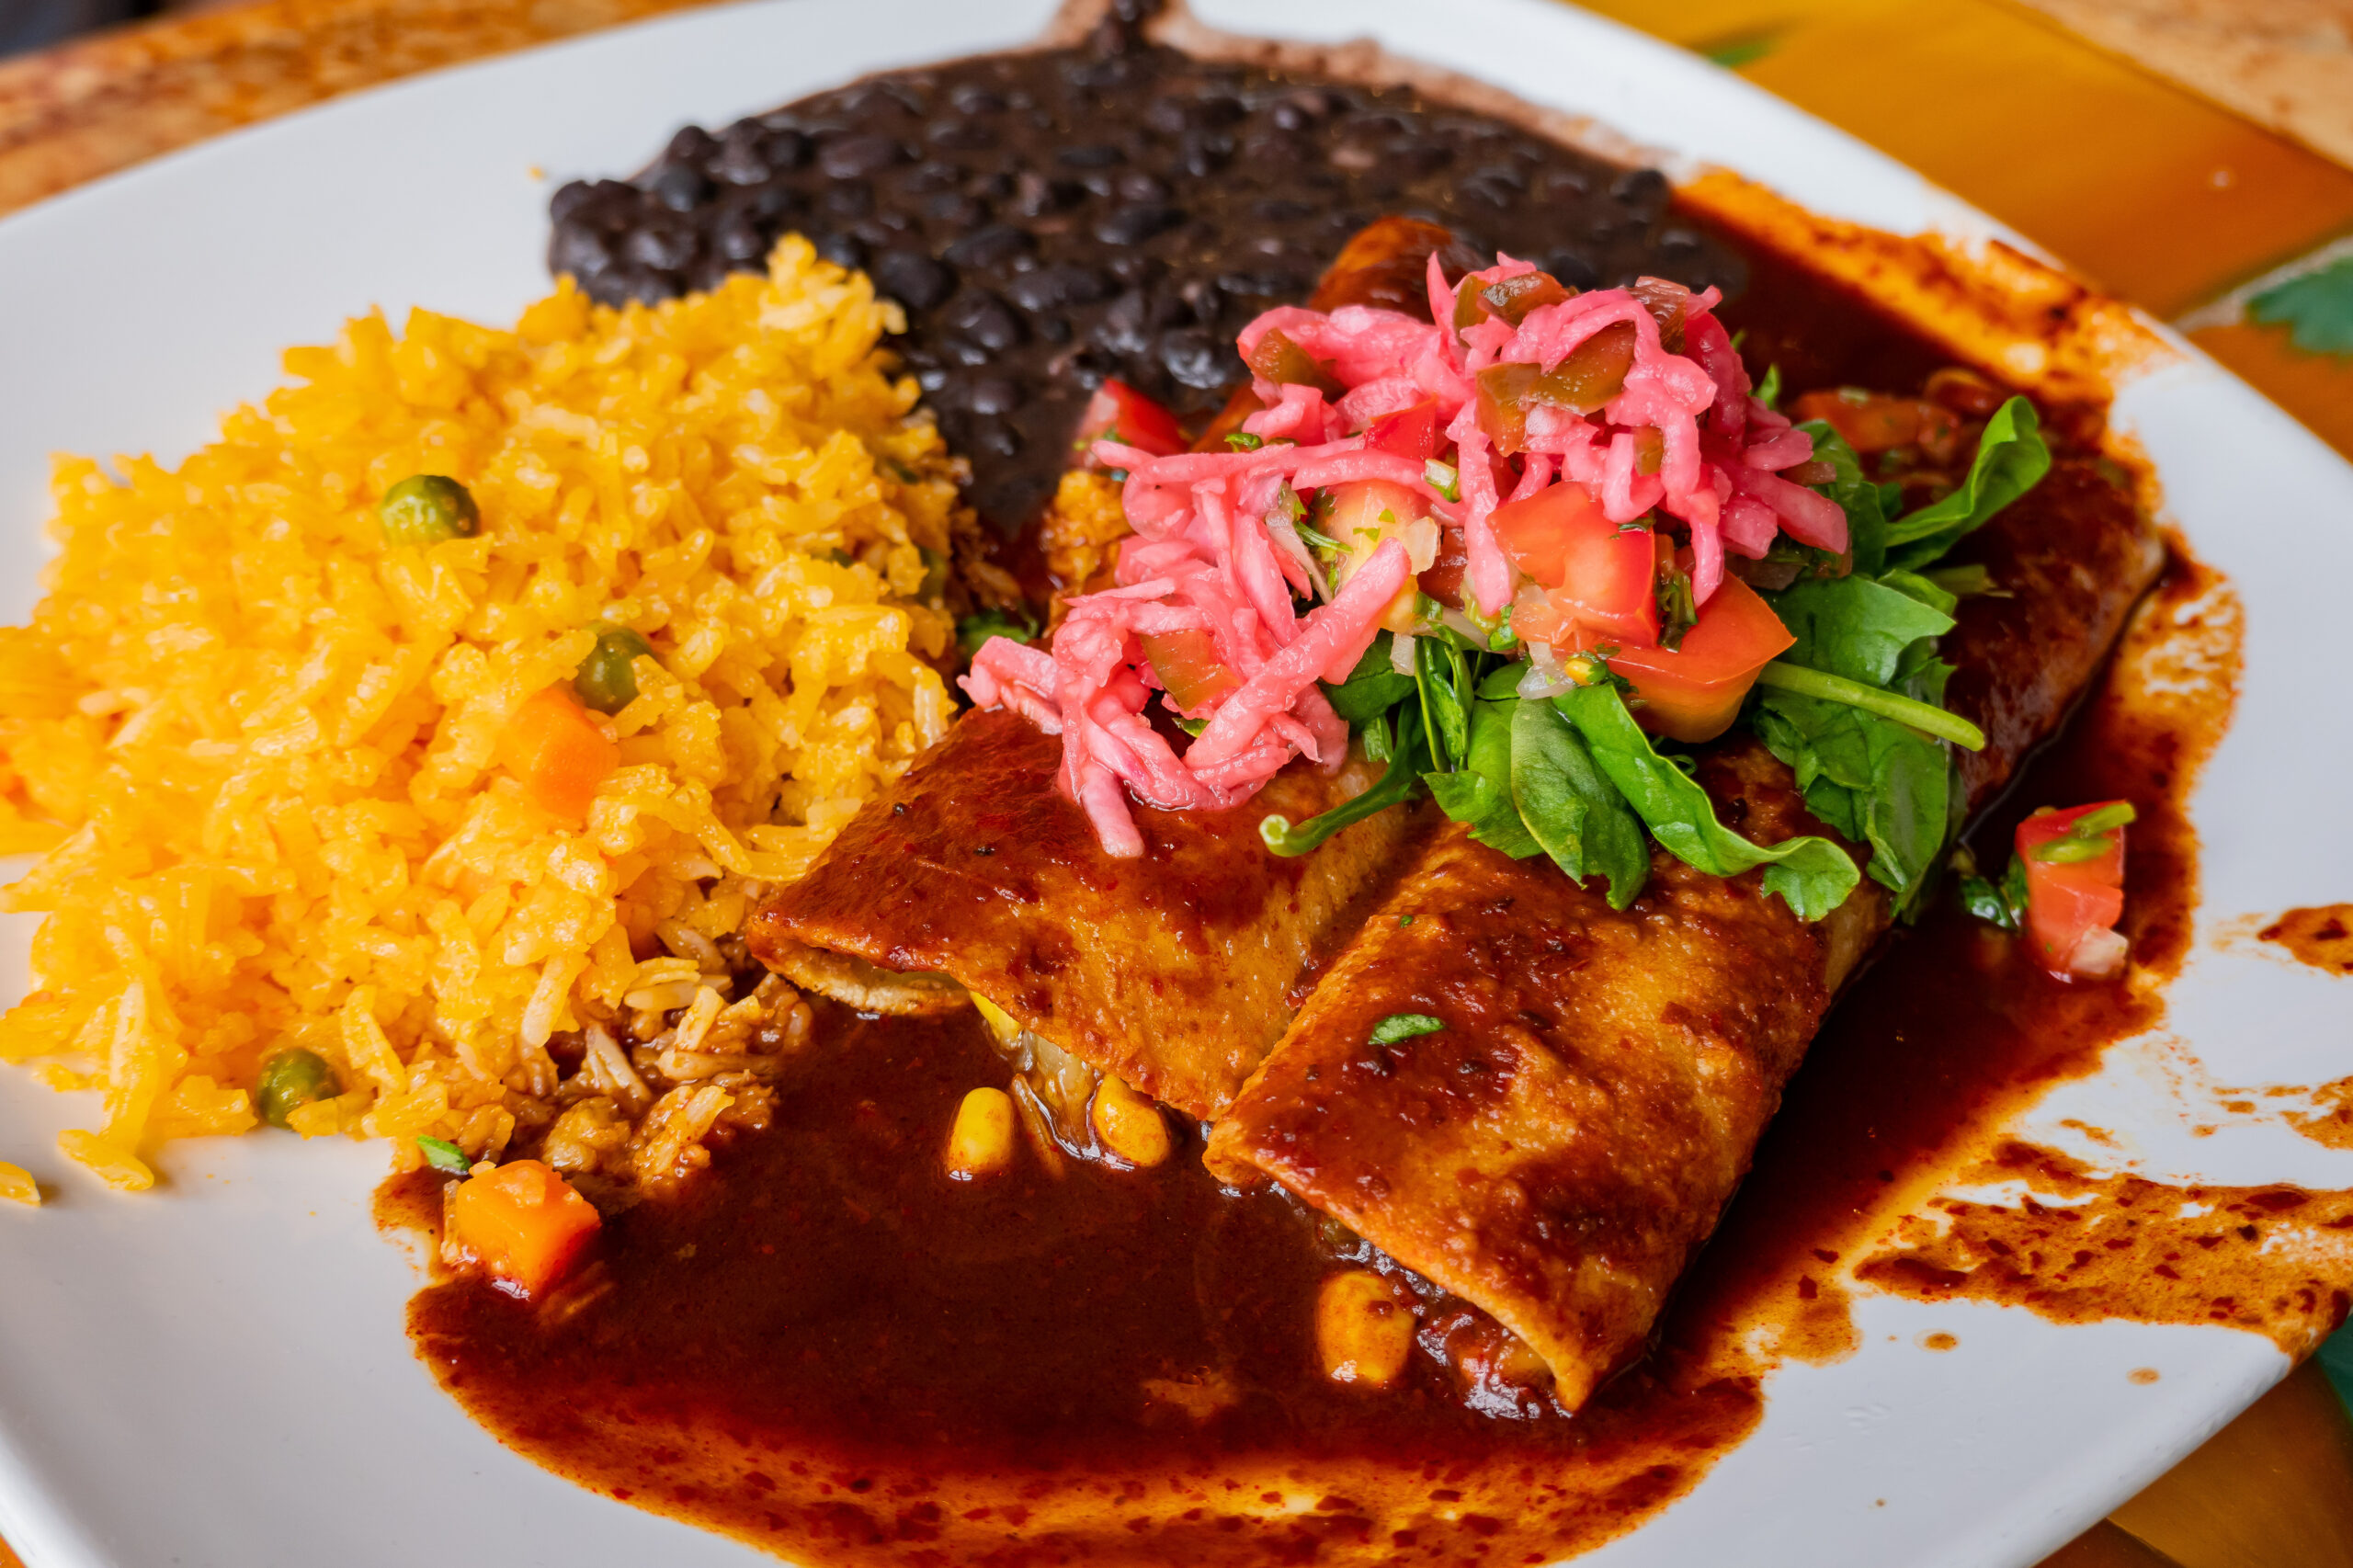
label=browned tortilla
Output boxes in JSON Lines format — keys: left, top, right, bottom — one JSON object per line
{"left": 1206, "top": 459, "right": 2166, "bottom": 1408}
{"left": 748, "top": 709, "right": 1419, "bottom": 1119}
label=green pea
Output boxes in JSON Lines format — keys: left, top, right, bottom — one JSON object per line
{"left": 256, "top": 1048, "right": 339, "bottom": 1130}
{"left": 574, "top": 623, "right": 654, "bottom": 714}
{"left": 379, "top": 474, "right": 480, "bottom": 547}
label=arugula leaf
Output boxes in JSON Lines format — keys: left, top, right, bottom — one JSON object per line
{"left": 1767, "top": 574, "right": 1955, "bottom": 687}
{"left": 1552, "top": 683, "right": 1861, "bottom": 920}
{"left": 1424, "top": 699, "right": 1544, "bottom": 858}
{"left": 1370, "top": 1013, "right": 1445, "bottom": 1044}
{"left": 1261, "top": 707, "right": 1429, "bottom": 857}
{"left": 1883, "top": 396, "right": 2052, "bottom": 570}
{"left": 2249, "top": 256, "right": 2353, "bottom": 356}
{"left": 1322, "top": 632, "right": 1416, "bottom": 725}
{"left": 956, "top": 608, "right": 1039, "bottom": 658}
{"left": 1416, "top": 631, "right": 1472, "bottom": 772}
{"left": 1508, "top": 696, "right": 1650, "bottom": 907}
{"left": 1793, "top": 420, "right": 1887, "bottom": 575}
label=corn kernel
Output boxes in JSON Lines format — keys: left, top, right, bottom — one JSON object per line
{"left": 946, "top": 1086, "right": 1017, "bottom": 1180}
{"left": 1315, "top": 1269, "right": 1415, "bottom": 1389}
{"left": 1090, "top": 1074, "right": 1172, "bottom": 1168}
{"left": 972, "top": 994, "right": 1024, "bottom": 1047}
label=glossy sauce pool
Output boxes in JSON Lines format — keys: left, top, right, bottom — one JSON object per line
{"left": 389, "top": 546, "right": 2233, "bottom": 1568}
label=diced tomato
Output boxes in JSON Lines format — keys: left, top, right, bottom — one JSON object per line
{"left": 500, "top": 686, "right": 617, "bottom": 822}
{"left": 2017, "top": 801, "right": 2133, "bottom": 981}
{"left": 1140, "top": 629, "right": 1241, "bottom": 712}
{"left": 445, "top": 1159, "right": 601, "bottom": 1300}
{"left": 1490, "top": 482, "right": 1659, "bottom": 648}
{"left": 1603, "top": 575, "right": 1794, "bottom": 743}
{"left": 1324, "top": 480, "right": 1434, "bottom": 633}
{"left": 1075, "top": 379, "right": 1185, "bottom": 459}
{"left": 1363, "top": 400, "right": 1442, "bottom": 461}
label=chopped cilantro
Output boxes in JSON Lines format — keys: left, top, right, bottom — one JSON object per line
{"left": 2250, "top": 257, "right": 2353, "bottom": 356}
{"left": 417, "top": 1136, "right": 472, "bottom": 1175}
{"left": 1369, "top": 1013, "right": 1444, "bottom": 1045}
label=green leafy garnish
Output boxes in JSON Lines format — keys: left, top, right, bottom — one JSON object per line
{"left": 1753, "top": 685, "right": 1953, "bottom": 909}
{"left": 1698, "top": 29, "right": 1779, "bottom": 68}
{"left": 1883, "top": 396, "right": 2051, "bottom": 570}
{"left": 1921, "top": 562, "right": 2002, "bottom": 598}
{"left": 1753, "top": 662, "right": 1984, "bottom": 751}
{"left": 1225, "top": 431, "right": 1266, "bottom": 451}
{"left": 1508, "top": 696, "right": 1650, "bottom": 908}
{"left": 1552, "top": 683, "right": 1861, "bottom": 920}
{"left": 1323, "top": 633, "right": 1417, "bottom": 724}
{"left": 1262, "top": 708, "right": 1429, "bottom": 857}
{"left": 1958, "top": 848, "right": 2030, "bottom": 932}
{"left": 417, "top": 1136, "right": 472, "bottom": 1176}
{"left": 1768, "top": 574, "right": 1955, "bottom": 688}
{"left": 2027, "top": 801, "right": 2136, "bottom": 862}
{"left": 1754, "top": 362, "right": 1783, "bottom": 412}
{"left": 1423, "top": 700, "right": 1543, "bottom": 858}
{"left": 1416, "top": 631, "right": 1472, "bottom": 773}
{"left": 1487, "top": 604, "right": 1519, "bottom": 653}
{"left": 1425, "top": 459, "right": 1462, "bottom": 503}
{"left": 957, "top": 608, "right": 1039, "bottom": 659}
{"left": 1369, "top": 1013, "right": 1446, "bottom": 1045}
{"left": 2249, "top": 257, "right": 2353, "bottom": 356}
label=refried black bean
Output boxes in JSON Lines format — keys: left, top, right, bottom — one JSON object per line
{"left": 547, "top": 3, "right": 1746, "bottom": 537}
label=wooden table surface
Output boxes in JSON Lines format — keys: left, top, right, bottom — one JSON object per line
{"left": 2, "top": 3, "right": 2351, "bottom": 1566}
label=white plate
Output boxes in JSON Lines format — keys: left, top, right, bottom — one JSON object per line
{"left": 2, "top": 3, "right": 2351, "bottom": 1566}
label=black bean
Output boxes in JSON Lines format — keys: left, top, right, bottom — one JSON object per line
{"left": 1656, "top": 225, "right": 1701, "bottom": 256}
{"left": 611, "top": 267, "right": 678, "bottom": 307}
{"left": 823, "top": 183, "right": 874, "bottom": 219}
{"left": 1387, "top": 139, "right": 1454, "bottom": 176}
{"left": 967, "top": 416, "right": 1022, "bottom": 457}
{"left": 1144, "top": 98, "right": 1191, "bottom": 135}
{"left": 1091, "top": 290, "right": 1152, "bottom": 356}
{"left": 715, "top": 216, "right": 769, "bottom": 263}
{"left": 643, "top": 160, "right": 711, "bottom": 212}
{"left": 1057, "top": 143, "right": 1124, "bottom": 168}
{"left": 873, "top": 249, "right": 955, "bottom": 310}
{"left": 1460, "top": 172, "right": 1520, "bottom": 209}
{"left": 926, "top": 193, "right": 988, "bottom": 229}
{"left": 763, "top": 128, "right": 812, "bottom": 170}
{"left": 928, "top": 119, "right": 997, "bottom": 151}
{"left": 746, "top": 185, "right": 796, "bottom": 221}
{"left": 1215, "top": 269, "right": 1306, "bottom": 299}
{"left": 712, "top": 138, "right": 769, "bottom": 187}
{"left": 1006, "top": 264, "right": 1111, "bottom": 312}
{"left": 1176, "top": 130, "right": 1233, "bottom": 177}
{"left": 945, "top": 290, "right": 1025, "bottom": 353}
{"left": 623, "top": 222, "right": 698, "bottom": 271}
{"left": 1096, "top": 204, "right": 1183, "bottom": 246}
{"left": 1470, "top": 162, "right": 1528, "bottom": 193}
{"left": 1610, "top": 167, "right": 1669, "bottom": 210}
{"left": 1116, "top": 170, "right": 1171, "bottom": 203}
{"left": 820, "top": 133, "right": 909, "bottom": 180}
{"left": 949, "top": 85, "right": 1007, "bottom": 116}
{"left": 943, "top": 224, "right": 1034, "bottom": 270}
{"left": 1193, "top": 94, "right": 1246, "bottom": 127}
{"left": 664, "top": 125, "right": 719, "bottom": 165}
{"left": 957, "top": 378, "right": 1017, "bottom": 415}
{"left": 549, "top": 180, "right": 600, "bottom": 224}
{"left": 968, "top": 170, "right": 1016, "bottom": 201}
{"left": 1013, "top": 172, "right": 1084, "bottom": 216}
{"left": 855, "top": 213, "right": 915, "bottom": 244}
{"left": 902, "top": 161, "right": 964, "bottom": 195}
{"left": 1156, "top": 328, "right": 1228, "bottom": 389}
{"left": 1544, "top": 251, "right": 1601, "bottom": 291}
{"left": 1107, "top": 254, "right": 1162, "bottom": 286}
{"left": 813, "top": 232, "right": 867, "bottom": 270}
{"left": 549, "top": 224, "right": 615, "bottom": 278}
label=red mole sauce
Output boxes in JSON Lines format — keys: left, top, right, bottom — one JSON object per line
{"left": 389, "top": 181, "right": 2266, "bottom": 1568}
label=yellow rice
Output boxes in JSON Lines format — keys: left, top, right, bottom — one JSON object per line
{"left": 0, "top": 236, "right": 959, "bottom": 1190}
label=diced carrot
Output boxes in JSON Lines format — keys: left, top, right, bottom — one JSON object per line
{"left": 445, "top": 1158, "right": 601, "bottom": 1299}
{"left": 500, "top": 685, "right": 616, "bottom": 821}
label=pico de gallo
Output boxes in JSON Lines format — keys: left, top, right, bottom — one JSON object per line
{"left": 962, "top": 251, "right": 2085, "bottom": 926}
